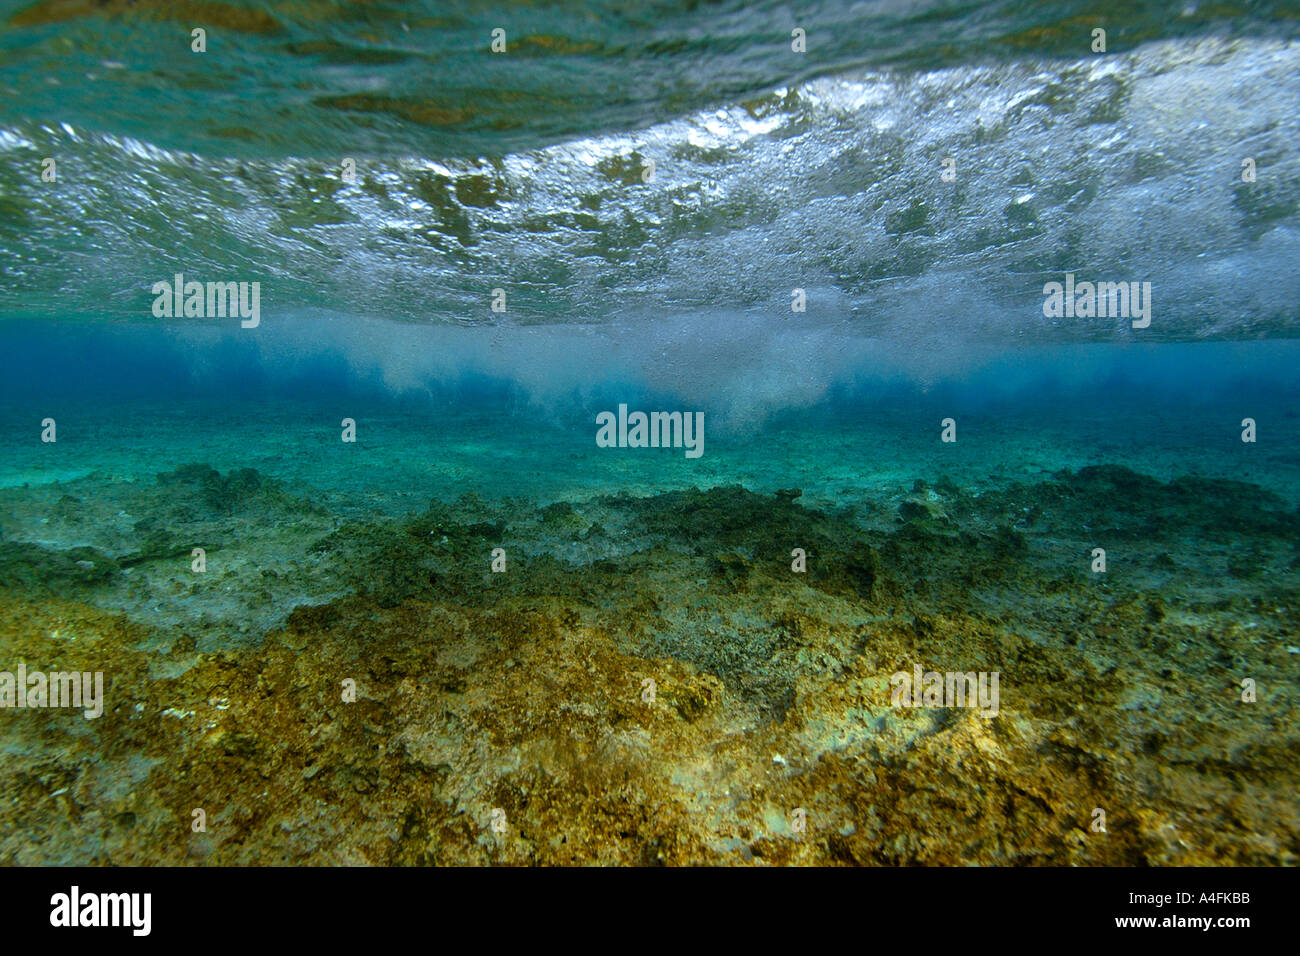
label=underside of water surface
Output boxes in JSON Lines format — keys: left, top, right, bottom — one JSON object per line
{"left": 0, "top": 0, "right": 1297, "bottom": 866}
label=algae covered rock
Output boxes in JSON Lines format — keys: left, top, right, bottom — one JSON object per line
{"left": 156, "top": 463, "right": 320, "bottom": 518}
{"left": 0, "top": 467, "right": 1295, "bottom": 867}
{"left": 0, "top": 541, "right": 119, "bottom": 593}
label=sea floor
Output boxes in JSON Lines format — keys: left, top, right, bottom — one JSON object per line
{"left": 0, "top": 395, "right": 1296, "bottom": 864}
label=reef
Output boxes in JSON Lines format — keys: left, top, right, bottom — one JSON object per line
{"left": 0, "top": 465, "right": 1296, "bottom": 864}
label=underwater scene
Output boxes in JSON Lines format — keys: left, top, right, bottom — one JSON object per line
{"left": 0, "top": 0, "right": 1298, "bottom": 868}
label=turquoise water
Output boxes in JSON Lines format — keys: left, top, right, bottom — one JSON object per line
{"left": 4, "top": 326, "right": 1298, "bottom": 507}
{"left": 0, "top": 0, "right": 1298, "bottom": 866}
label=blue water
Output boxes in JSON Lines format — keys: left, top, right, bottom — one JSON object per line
{"left": 3, "top": 320, "right": 1298, "bottom": 506}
